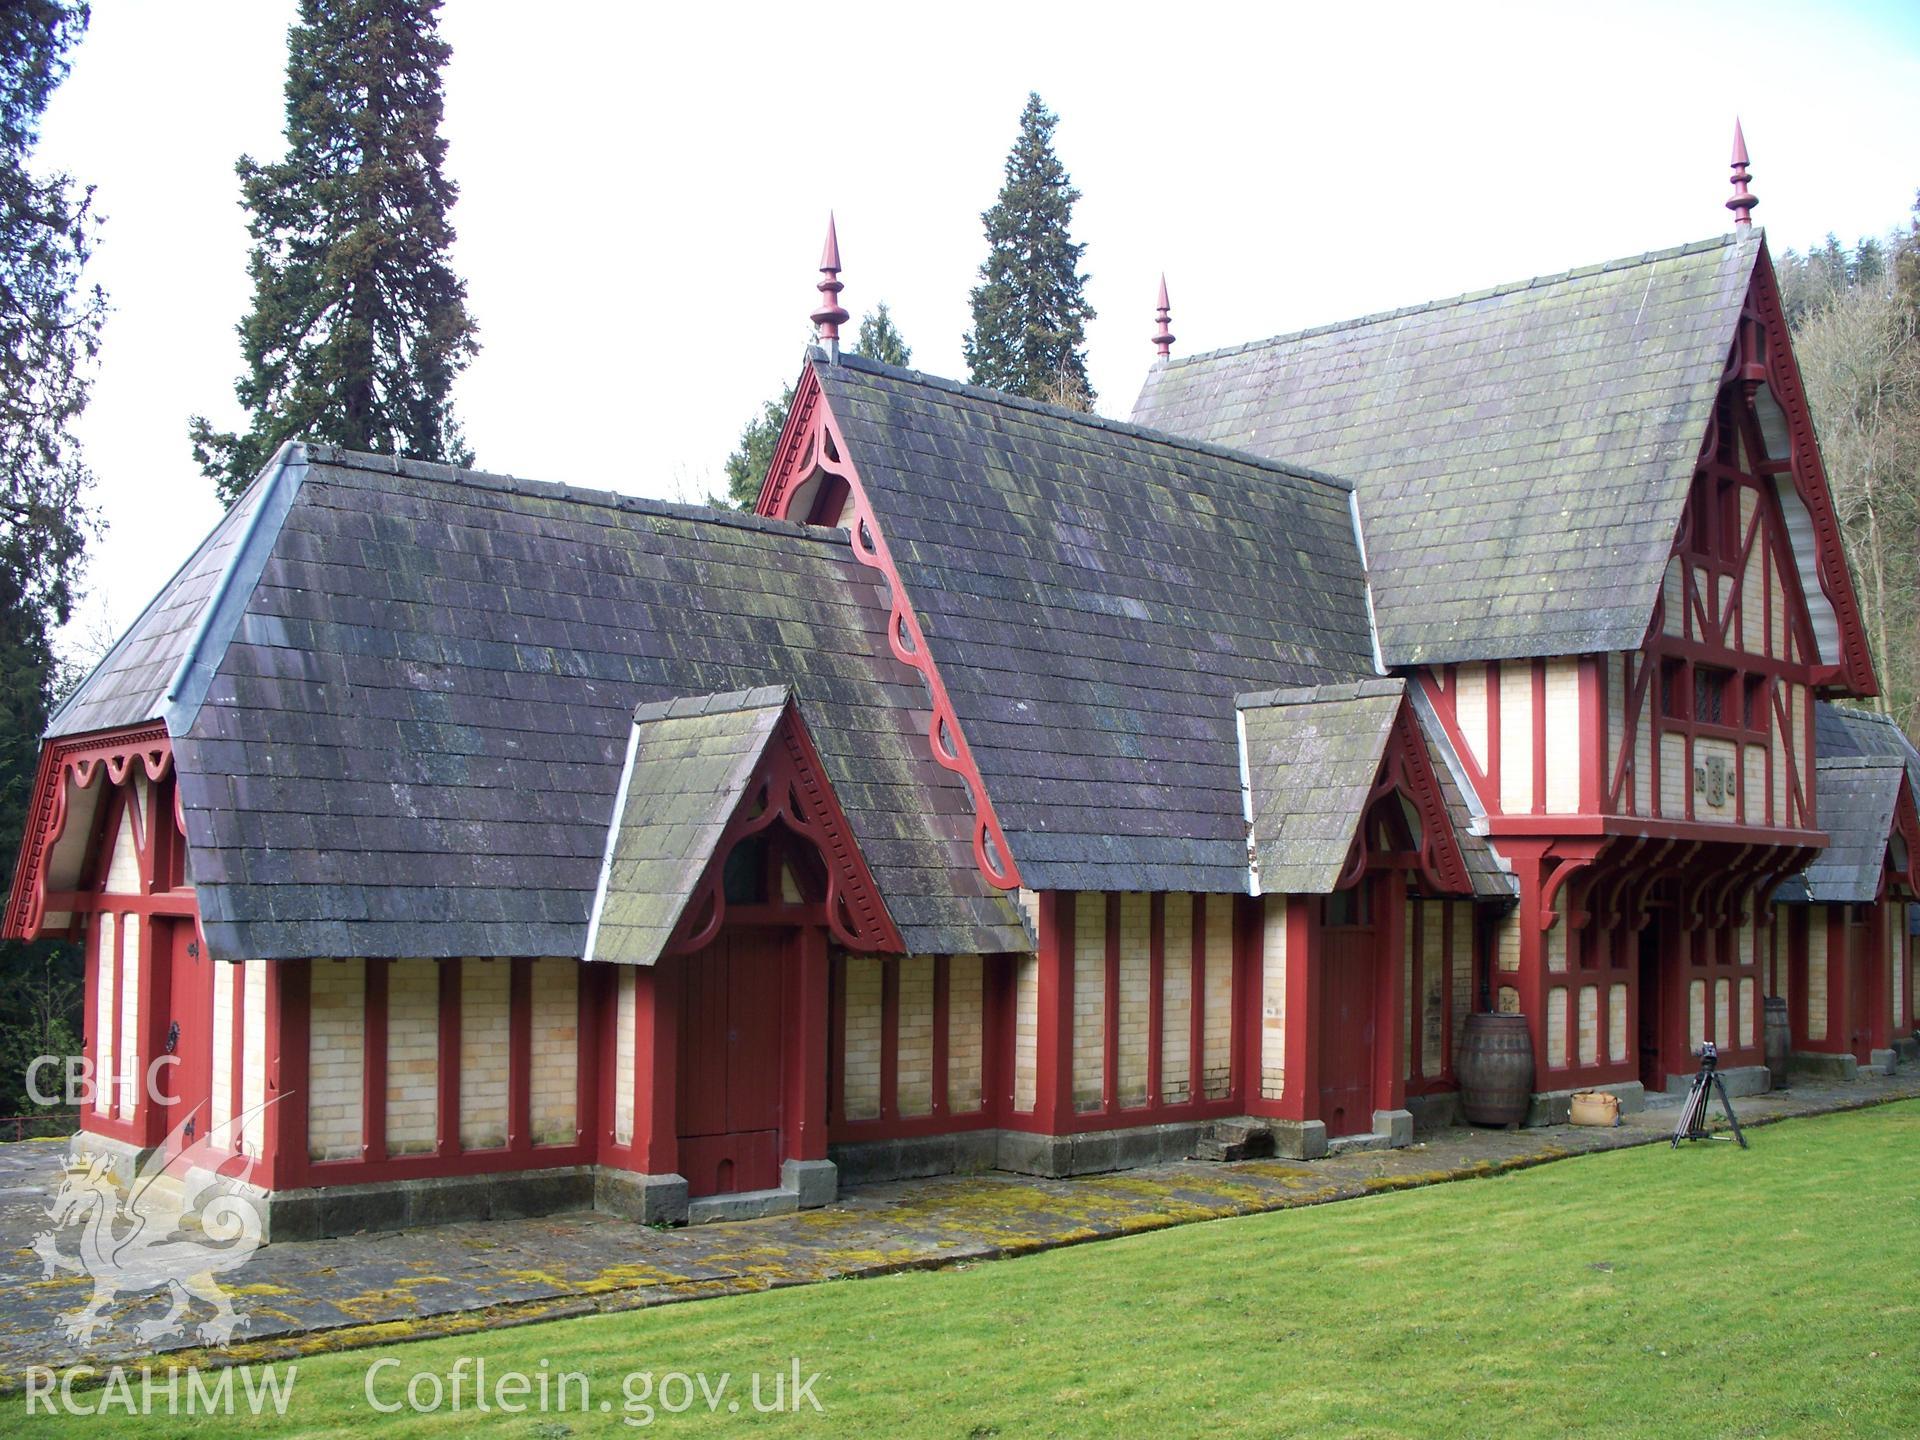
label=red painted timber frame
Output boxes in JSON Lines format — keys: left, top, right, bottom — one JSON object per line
{"left": 1403, "top": 896, "right": 1468, "bottom": 1096}
{"left": 303, "top": 955, "right": 599, "bottom": 1189}
{"left": 600, "top": 923, "right": 833, "bottom": 1181}
{"left": 5, "top": 724, "right": 186, "bottom": 942}
{"left": 827, "top": 951, "right": 1009, "bottom": 1142}
{"left": 16, "top": 729, "right": 197, "bottom": 1155}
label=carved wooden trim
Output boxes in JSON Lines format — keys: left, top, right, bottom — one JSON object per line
{"left": 755, "top": 362, "right": 1022, "bottom": 890}
{"left": 5, "top": 725, "right": 173, "bottom": 940}
{"left": 1742, "top": 244, "right": 1877, "bottom": 695}
{"left": 666, "top": 703, "right": 904, "bottom": 957}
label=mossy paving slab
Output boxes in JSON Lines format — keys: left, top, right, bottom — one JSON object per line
{"left": 1, "top": 1064, "right": 1914, "bottom": 1387}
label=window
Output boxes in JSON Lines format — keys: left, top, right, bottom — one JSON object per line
{"left": 1660, "top": 660, "right": 1688, "bottom": 720}
{"left": 1325, "top": 885, "right": 1371, "bottom": 928}
{"left": 721, "top": 836, "right": 769, "bottom": 903}
{"left": 1694, "top": 667, "right": 1730, "bottom": 726}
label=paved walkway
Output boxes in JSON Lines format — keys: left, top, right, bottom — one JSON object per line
{"left": 5, "top": 1065, "right": 1917, "bottom": 1387}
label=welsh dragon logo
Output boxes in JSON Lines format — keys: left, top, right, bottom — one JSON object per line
{"left": 32, "top": 1100, "right": 277, "bottom": 1346}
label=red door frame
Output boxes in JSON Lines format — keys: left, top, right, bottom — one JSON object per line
{"left": 676, "top": 929, "right": 786, "bottom": 1197}
{"left": 604, "top": 921, "right": 830, "bottom": 1188}
{"left": 160, "top": 918, "right": 214, "bottom": 1155}
{"left": 1255, "top": 870, "right": 1409, "bottom": 1135}
{"left": 1317, "top": 901, "right": 1377, "bottom": 1137}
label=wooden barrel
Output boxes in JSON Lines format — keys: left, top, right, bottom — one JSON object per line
{"left": 1458, "top": 1013, "right": 1534, "bottom": 1127}
{"left": 1764, "top": 996, "right": 1791, "bottom": 1090}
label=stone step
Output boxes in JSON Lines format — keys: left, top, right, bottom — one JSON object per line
{"left": 1192, "top": 1118, "right": 1275, "bottom": 1163}
{"left": 686, "top": 1186, "right": 800, "bottom": 1225}
{"left": 1326, "top": 1132, "right": 1390, "bottom": 1156}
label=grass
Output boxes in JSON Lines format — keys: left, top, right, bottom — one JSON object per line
{"left": 18, "top": 1101, "right": 1920, "bottom": 1438}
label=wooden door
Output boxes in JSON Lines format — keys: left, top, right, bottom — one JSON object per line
{"left": 1637, "top": 925, "right": 1664, "bottom": 1091}
{"left": 162, "top": 921, "right": 214, "bottom": 1156}
{"left": 677, "top": 931, "right": 785, "bottom": 1197}
{"left": 1317, "top": 922, "right": 1376, "bottom": 1137}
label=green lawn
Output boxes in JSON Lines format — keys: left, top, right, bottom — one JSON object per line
{"left": 19, "top": 1101, "right": 1920, "bottom": 1438}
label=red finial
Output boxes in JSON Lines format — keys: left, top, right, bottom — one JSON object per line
{"left": 1153, "top": 274, "right": 1175, "bottom": 359}
{"left": 810, "top": 213, "right": 850, "bottom": 361}
{"left": 1727, "top": 119, "right": 1757, "bottom": 228}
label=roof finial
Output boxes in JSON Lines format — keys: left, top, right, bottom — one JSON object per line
{"left": 1153, "top": 274, "right": 1175, "bottom": 359}
{"left": 1727, "top": 119, "right": 1757, "bottom": 228}
{"left": 810, "top": 213, "right": 850, "bottom": 363}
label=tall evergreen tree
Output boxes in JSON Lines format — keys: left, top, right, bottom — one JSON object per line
{"left": 0, "top": 1, "right": 98, "bottom": 1113}
{"left": 716, "top": 381, "right": 794, "bottom": 511}
{"left": 0, "top": 0, "right": 99, "bottom": 639}
{"left": 855, "top": 302, "right": 912, "bottom": 368}
{"left": 190, "top": 0, "right": 478, "bottom": 505}
{"left": 963, "top": 92, "right": 1096, "bottom": 410}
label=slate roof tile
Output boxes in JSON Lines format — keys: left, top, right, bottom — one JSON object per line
{"left": 816, "top": 355, "right": 1377, "bottom": 893}
{"left": 1133, "top": 233, "right": 1761, "bottom": 666}
{"left": 1780, "top": 704, "right": 1920, "bottom": 904}
{"left": 68, "top": 445, "right": 1023, "bottom": 960}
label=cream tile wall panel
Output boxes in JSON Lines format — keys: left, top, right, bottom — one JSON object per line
{"left": 842, "top": 956, "right": 883, "bottom": 1121}
{"left": 1203, "top": 899, "right": 1233, "bottom": 1100}
{"left": 1499, "top": 660, "right": 1535, "bottom": 813}
{"left": 459, "top": 959, "right": 510, "bottom": 1150}
{"left": 530, "top": 959, "right": 579, "bottom": 1145}
{"left": 1072, "top": 895, "right": 1107, "bottom": 1110}
{"left": 117, "top": 915, "right": 141, "bottom": 1120}
{"left": 613, "top": 967, "right": 635, "bottom": 1144}
{"left": 1543, "top": 658, "right": 1580, "bottom": 813}
{"left": 1807, "top": 914, "right": 1828, "bottom": 1041}
{"left": 1117, "top": 894, "right": 1151, "bottom": 1107}
{"left": 383, "top": 959, "right": 438, "bottom": 1156}
{"left": 1260, "top": 896, "right": 1286, "bottom": 1101}
{"left": 1455, "top": 663, "right": 1489, "bottom": 774}
{"left": 308, "top": 958, "right": 365, "bottom": 1162}
{"left": 895, "top": 956, "right": 935, "bottom": 1118}
{"left": 947, "top": 955, "right": 985, "bottom": 1114}
{"left": 1162, "top": 895, "right": 1194, "bottom": 1104}
{"left": 94, "top": 915, "right": 115, "bottom": 1117}
{"left": 1013, "top": 953, "right": 1039, "bottom": 1112}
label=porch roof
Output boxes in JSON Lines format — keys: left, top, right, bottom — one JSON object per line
{"left": 1779, "top": 705, "right": 1920, "bottom": 904}
{"left": 1780, "top": 759, "right": 1907, "bottom": 904}
{"left": 1237, "top": 678, "right": 1406, "bottom": 895}
{"left": 586, "top": 688, "right": 790, "bottom": 968}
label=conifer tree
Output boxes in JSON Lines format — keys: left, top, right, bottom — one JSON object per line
{"left": 855, "top": 303, "right": 912, "bottom": 367}
{"left": 191, "top": 0, "right": 478, "bottom": 505}
{"left": 0, "top": 0, "right": 97, "bottom": 1113}
{"left": 717, "top": 382, "right": 794, "bottom": 511}
{"left": 963, "top": 92, "right": 1096, "bottom": 409}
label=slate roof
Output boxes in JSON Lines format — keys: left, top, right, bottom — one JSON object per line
{"left": 1131, "top": 232, "right": 1762, "bottom": 667}
{"left": 1814, "top": 702, "right": 1920, "bottom": 790}
{"left": 102, "top": 445, "right": 1022, "bottom": 961}
{"left": 1237, "top": 679, "right": 1404, "bottom": 894}
{"left": 585, "top": 688, "right": 792, "bottom": 968}
{"left": 1783, "top": 759, "right": 1907, "bottom": 904}
{"left": 51, "top": 444, "right": 305, "bottom": 739}
{"left": 815, "top": 353, "right": 1378, "bottom": 893}
{"left": 1778, "top": 704, "right": 1920, "bottom": 903}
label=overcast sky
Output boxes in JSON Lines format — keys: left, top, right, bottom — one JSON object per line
{"left": 34, "top": 0, "right": 1920, "bottom": 657}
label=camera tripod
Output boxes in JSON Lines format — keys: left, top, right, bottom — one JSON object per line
{"left": 1671, "top": 1041, "right": 1748, "bottom": 1148}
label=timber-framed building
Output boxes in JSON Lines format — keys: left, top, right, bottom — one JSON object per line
{"left": 8, "top": 140, "right": 1917, "bottom": 1235}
